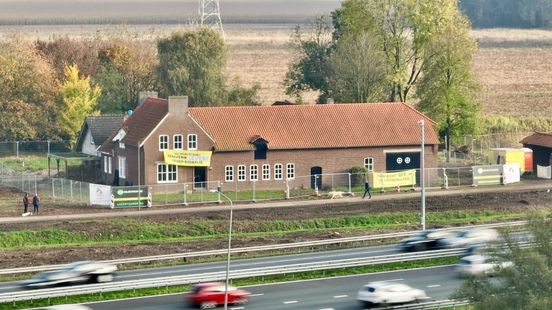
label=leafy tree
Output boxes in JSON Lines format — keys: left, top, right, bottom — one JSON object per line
{"left": 58, "top": 65, "right": 101, "bottom": 142}
{"left": 0, "top": 33, "right": 59, "bottom": 140}
{"left": 284, "top": 16, "right": 333, "bottom": 103}
{"left": 452, "top": 212, "right": 552, "bottom": 309}
{"left": 157, "top": 28, "right": 228, "bottom": 106}
{"left": 94, "top": 41, "right": 158, "bottom": 113}
{"left": 416, "top": 8, "right": 481, "bottom": 153}
{"left": 227, "top": 82, "right": 261, "bottom": 106}
{"left": 327, "top": 32, "right": 387, "bottom": 103}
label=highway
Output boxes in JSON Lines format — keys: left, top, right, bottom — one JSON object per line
{"left": 0, "top": 244, "right": 402, "bottom": 293}
{"left": 85, "top": 266, "right": 460, "bottom": 310}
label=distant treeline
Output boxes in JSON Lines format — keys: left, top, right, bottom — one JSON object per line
{"left": 460, "top": 0, "right": 552, "bottom": 28}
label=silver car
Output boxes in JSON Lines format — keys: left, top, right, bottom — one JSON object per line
{"left": 20, "top": 261, "right": 117, "bottom": 289}
{"left": 357, "top": 281, "right": 428, "bottom": 308}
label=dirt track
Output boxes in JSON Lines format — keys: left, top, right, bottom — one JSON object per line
{"left": 1, "top": 183, "right": 551, "bottom": 268}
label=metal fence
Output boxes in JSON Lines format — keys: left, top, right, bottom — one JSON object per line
{"left": 0, "top": 140, "right": 73, "bottom": 158}
{"left": 0, "top": 163, "right": 477, "bottom": 207}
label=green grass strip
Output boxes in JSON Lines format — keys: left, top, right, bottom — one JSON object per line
{"left": 0, "top": 256, "right": 459, "bottom": 310}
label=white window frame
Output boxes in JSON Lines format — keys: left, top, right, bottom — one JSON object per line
{"left": 118, "top": 156, "right": 126, "bottom": 178}
{"left": 173, "top": 134, "right": 183, "bottom": 150}
{"left": 250, "top": 165, "right": 258, "bottom": 181}
{"left": 156, "top": 163, "right": 177, "bottom": 183}
{"left": 103, "top": 156, "right": 108, "bottom": 173}
{"left": 237, "top": 165, "right": 246, "bottom": 182}
{"left": 364, "top": 157, "right": 374, "bottom": 172}
{"left": 286, "top": 163, "right": 295, "bottom": 180}
{"left": 274, "top": 163, "right": 283, "bottom": 180}
{"left": 187, "top": 134, "right": 198, "bottom": 150}
{"left": 119, "top": 142, "right": 125, "bottom": 149}
{"left": 108, "top": 157, "right": 112, "bottom": 174}
{"left": 159, "top": 135, "right": 169, "bottom": 151}
{"left": 262, "top": 164, "right": 270, "bottom": 180}
{"left": 225, "top": 165, "right": 234, "bottom": 182}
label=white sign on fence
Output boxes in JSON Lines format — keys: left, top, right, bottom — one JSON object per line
{"left": 503, "top": 163, "right": 521, "bottom": 184}
{"left": 89, "top": 184, "right": 112, "bottom": 206}
{"left": 537, "top": 165, "right": 552, "bottom": 179}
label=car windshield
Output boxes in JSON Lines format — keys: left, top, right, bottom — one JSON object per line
{"left": 363, "top": 286, "right": 376, "bottom": 293}
{"left": 417, "top": 231, "right": 431, "bottom": 238}
{"left": 459, "top": 258, "right": 474, "bottom": 265}
{"left": 456, "top": 231, "right": 468, "bottom": 237}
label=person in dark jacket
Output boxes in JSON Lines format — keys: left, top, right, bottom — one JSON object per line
{"left": 362, "top": 180, "right": 372, "bottom": 199}
{"left": 22, "top": 193, "right": 29, "bottom": 213}
{"left": 32, "top": 194, "right": 40, "bottom": 214}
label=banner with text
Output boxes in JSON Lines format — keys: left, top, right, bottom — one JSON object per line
{"left": 110, "top": 186, "right": 151, "bottom": 208}
{"left": 472, "top": 165, "right": 502, "bottom": 186}
{"left": 372, "top": 170, "right": 416, "bottom": 188}
{"left": 89, "top": 184, "right": 111, "bottom": 206}
{"left": 163, "top": 150, "right": 212, "bottom": 167}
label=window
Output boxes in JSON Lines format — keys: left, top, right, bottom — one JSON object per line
{"left": 364, "top": 157, "right": 374, "bottom": 172}
{"left": 262, "top": 164, "right": 270, "bottom": 180}
{"left": 225, "top": 166, "right": 234, "bottom": 182}
{"left": 157, "top": 164, "right": 177, "bottom": 183}
{"left": 118, "top": 156, "right": 126, "bottom": 178}
{"left": 119, "top": 142, "right": 125, "bottom": 149}
{"left": 187, "top": 134, "right": 197, "bottom": 150}
{"left": 286, "top": 163, "right": 295, "bottom": 179}
{"left": 274, "top": 163, "right": 283, "bottom": 180}
{"left": 254, "top": 140, "right": 267, "bottom": 160}
{"left": 89, "top": 134, "right": 94, "bottom": 145}
{"left": 173, "top": 134, "right": 183, "bottom": 150}
{"left": 159, "top": 135, "right": 169, "bottom": 150}
{"left": 103, "top": 156, "right": 108, "bottom": 173}
{"left": 238, "top": 165, "right": 246, "bottom": 182}
{"left": 108, "top": 157, "right": 112, "bottom": 174}
{"left": 250, "top": 165, "right": 258, "bottom": 181}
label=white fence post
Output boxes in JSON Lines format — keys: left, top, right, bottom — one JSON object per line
{"left": 347, "top": 173, "right": 352, "bottom": 195}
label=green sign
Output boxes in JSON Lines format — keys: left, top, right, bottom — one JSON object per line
{"left": 110, "top": 186, "right": 151, "bottom": 208}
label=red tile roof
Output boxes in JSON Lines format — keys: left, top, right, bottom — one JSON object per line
{"left": 520, "top": 132, "right": 552, "bottom": 148}
{"left": 100, "top": 100, "right": 440, "bottom": 153}
{"left": 188, "top": 102, "right": 440, "bottom": 151}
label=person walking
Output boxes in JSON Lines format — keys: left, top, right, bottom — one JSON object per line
{"left": 32, "top": 193, "right": 40, "bottom": 214}
{"left": 362, "top": 180, "right": 372, "bottom": 199}
{"left": 22, "top": 192, "right": 29, "bottom": 214}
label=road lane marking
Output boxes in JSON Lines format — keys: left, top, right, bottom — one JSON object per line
{"left": 427, "top": 284, "right": 441, "bottom": 288}
{"left": 283, "top": 300, "right": 298, "bottom": 304}
{"left": 320, "top": 308, "right": 335, "bottom": 310}
{"left": 250, "top": 293, "right": 265, "bottom": 297}
{"left": 333, "top": 295, "right": 348, "bottom": 298}
{"left": 230, "top": 307, "right": 244, "bottom": 310}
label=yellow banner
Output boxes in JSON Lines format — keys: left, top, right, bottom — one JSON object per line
{"left": 163, "top": 150, "right": 212, "bottom": 167}
{"left": 372, "top": 170, "right": 416, "bottom": 188}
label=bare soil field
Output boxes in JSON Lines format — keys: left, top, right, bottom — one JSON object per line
{"left": 1, "top": 185, "right": 551, "bottom": 268}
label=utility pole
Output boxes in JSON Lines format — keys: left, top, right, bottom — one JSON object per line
{"left": 199, "top": 0, "right": 225, "bottom": 39}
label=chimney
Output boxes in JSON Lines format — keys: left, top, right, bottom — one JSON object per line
{"left": 138, "top": 91, "right": 158, "bottom": 106}
{"left": 168, "top": 96, "right": 189, "bottom": 115}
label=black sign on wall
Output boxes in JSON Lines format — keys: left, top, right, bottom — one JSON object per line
{"left": 386, "top": 152, "right": 421, "bottom": 183}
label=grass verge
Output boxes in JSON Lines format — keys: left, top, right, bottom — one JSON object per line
{"left": 0, "top": 256, "right": 459, "bottom": 310}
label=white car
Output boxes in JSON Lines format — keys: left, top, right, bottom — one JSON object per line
{"left": 456, "top": 254, "right": 513, "bottom": 276}
{"left": 20, "top": 261, "right": 117, "bottom": 289}
{"left": 357, "top": 281, "right": 428, "bottom": 308}
{"left": 438, "top": 228, "right": 499, "bottom": 248}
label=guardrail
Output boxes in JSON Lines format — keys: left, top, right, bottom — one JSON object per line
{"left": 373, "top": 299, "right": 471, "bottom": 309}
{"left": 0, "top": 249, "right": 464, "bottom": 303}
{"left": 0, "top": 220, "right": 527, "bottom": 276}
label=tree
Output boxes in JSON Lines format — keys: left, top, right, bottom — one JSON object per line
{"left": 327, "top": 32, "right": 387, "bottom": 103}
{"left": 157, "top": 28, "right": 228, "bottom": 106}
{"left": 0, "top": 33, "right": 59, "bottom": 140}
{"left": 94, "top": 41, "right": 158, "bottom": 113}
{"left": 416, "top": 8, "right": 481, "bottom": 154}
{"left": 452, "top": 212, "right": 552, "bottom": 309}
{"left": 284, "top": 16, "right": 333, "bottom": 103}
{"left": 58, "top": 64, "right": 101, "bottom": 142}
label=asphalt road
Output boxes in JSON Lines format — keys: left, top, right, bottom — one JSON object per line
{"left": 85, "top": 266, "right": 460, "bottom": 310}
{"left": 0, "top": 245, "right": 402, "bottom": 293}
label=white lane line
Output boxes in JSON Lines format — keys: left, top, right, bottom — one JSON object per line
{"left": 283, "top": 300, "right": 298, "bottom": 304}
{"left": 320, "top": 308, "right": 335, "bottom": 310}
{"left": 230, "top": 307, "right": 244, "bottom": 310}
{"left": 333, "top": 295, "right": 348, "bottom": 298}
{"left": 427, "top": 284, "right": 441, "bottom": 288}
{"left": 386, "top": 278, "right": 404, "bottom": 282}
{"left": 0, "top": 286, "right": 18, "bottom": 290}
{"left": 250, "top": 293, "right": 265, "bottom": 297}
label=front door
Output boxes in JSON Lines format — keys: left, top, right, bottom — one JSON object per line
{"left": 194, "top": 167, "right": 206, "bottom": 188}
{"left": 310, "top": 166, "right": 322, "bottom": 189}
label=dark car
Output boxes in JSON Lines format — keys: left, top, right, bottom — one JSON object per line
{"left": 186, "top": 282, "right": 250, "bottom": 309}
{"left": 19, "top": 261, "right": 117, "bottom": 289}
{"left": 398, "top": 230, "right": 454, "bottom": 252}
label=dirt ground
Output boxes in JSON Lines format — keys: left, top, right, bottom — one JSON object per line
{"left": 1, "top": 185, "right": 551, "bottom": 268}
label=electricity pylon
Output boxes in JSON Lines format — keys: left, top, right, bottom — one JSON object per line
{"left": 199, "top": 0, "right": 225, "bottom": 39}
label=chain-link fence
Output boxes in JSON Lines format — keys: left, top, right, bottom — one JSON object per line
{"left": 0, "top": 140, "right": 73, "bottom": 158}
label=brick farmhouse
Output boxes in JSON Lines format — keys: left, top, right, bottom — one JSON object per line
{"left": 98, "top": 94, "right": 440, "bottom": 191}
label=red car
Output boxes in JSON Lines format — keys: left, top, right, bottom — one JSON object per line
{"left": 187, "top": 282, "right": 250, "bottom": 309}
